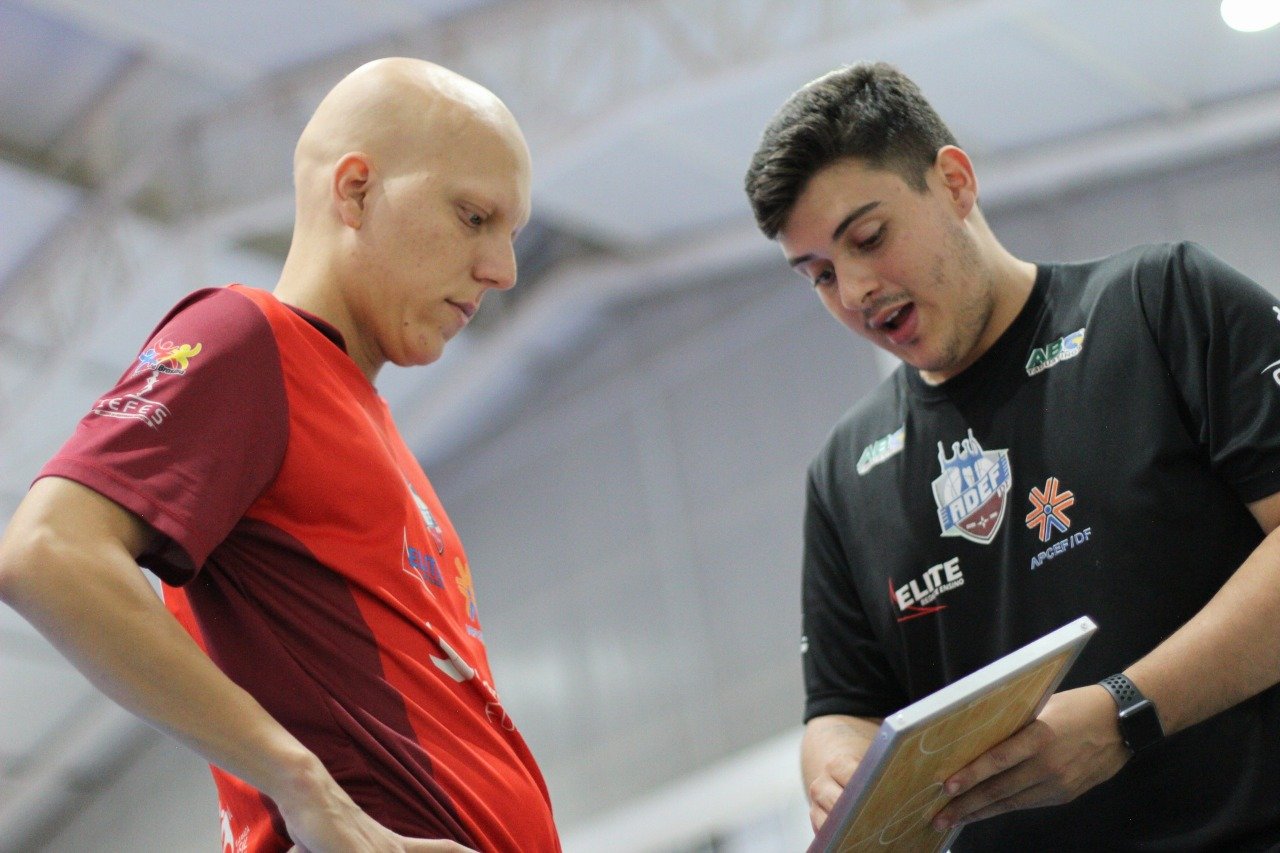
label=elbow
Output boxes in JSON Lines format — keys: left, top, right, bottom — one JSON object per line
{"left": 0, "top": 519, "right": 62, "bottom": 609}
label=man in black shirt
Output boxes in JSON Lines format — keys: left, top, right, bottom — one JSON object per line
{"left": 744, "top": 62, "right": 1280, "bottom": 850}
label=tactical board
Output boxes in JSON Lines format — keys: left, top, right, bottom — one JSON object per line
{"left": 808, "top": 617, "right": 1097, "bottom": 853}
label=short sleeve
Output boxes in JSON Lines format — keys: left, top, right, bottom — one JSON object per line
{"left": 1137, "top": 242, "right": 1280, "bottom": 502}
{"left": 802, "top": 467, "right": 906, "bottom": 722}
{"left": 37, "top": 287, "right": 289, "bottom": 584}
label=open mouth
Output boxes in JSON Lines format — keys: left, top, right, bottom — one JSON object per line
{"left": 869, "top": 302, "right": 918, "bottom": 346}
{"left": 880, "top": 304, "right": 910, "bottom": 331}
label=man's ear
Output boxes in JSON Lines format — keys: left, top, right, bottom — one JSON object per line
{"left": 333, "top": 152, "right": 372, "bottom": 229}
{"left": 934, "top": 145, "right": 978, "bottom": 218}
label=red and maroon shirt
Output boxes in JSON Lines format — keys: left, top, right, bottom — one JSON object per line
{"left": 39, "top": 285, "right": 559, "bottom": 852}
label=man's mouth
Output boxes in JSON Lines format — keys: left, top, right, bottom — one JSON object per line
{"left": 867, "top": 302, "right": 919, "bottom": 346}
{"left": 870, "top": 303, "right": 911, "bottom": 332}
{"left": 448, "top": 300, "right": 478, "bottom": 321}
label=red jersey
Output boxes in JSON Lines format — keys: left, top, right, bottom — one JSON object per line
{"left": 39, "top": 285, "right": 559, "bottom": 852}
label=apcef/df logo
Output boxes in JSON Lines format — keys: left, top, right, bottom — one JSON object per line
{"left": 932, "top": 429, "right": 1012, "bottom": 544}
{"left": 1025, "top": 477, "right": 1074, "bottom": 542}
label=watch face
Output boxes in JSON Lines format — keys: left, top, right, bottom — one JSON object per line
{"left": 1119, "top": 698, "right": 1164, "bottom": 752}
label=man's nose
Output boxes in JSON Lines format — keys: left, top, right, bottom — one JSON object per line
{"left": 836, "top": 262, "right": 877, "bottom": 310}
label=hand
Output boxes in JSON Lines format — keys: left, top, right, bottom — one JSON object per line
{"left": 283, "top": 809, "right": 476, "bottom": 853}
{"left": 807, "top": 751, "right": 860, "bottom": 832}
{"left": 276, "top": 757, "right": 476, "bottom": 853}
{"left": 931, "top": 685, "right": 1130, "bottom": 831}
{"left": 286, "top": 842, "right": 471, "bottom": 853}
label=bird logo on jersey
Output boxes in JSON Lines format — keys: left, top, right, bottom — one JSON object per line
{"left": 134, "top": 340, "right": 203, "bottom": 377}
{"left": 932, "top": 429, "right": 1012, "bottom": 544}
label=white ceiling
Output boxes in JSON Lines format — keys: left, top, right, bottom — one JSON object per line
{"left": 2, "top": 0, "right": 1280, "bottom": 847}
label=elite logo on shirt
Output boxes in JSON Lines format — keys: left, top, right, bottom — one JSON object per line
{"left": 1025, "top": 327, "right": 1085, "bottom": 376}
{"left": 890, "top": 557, "right": 965, "bottom": 622}
{"left": 932, "top": 429, "right": 1012, "bottom": 544}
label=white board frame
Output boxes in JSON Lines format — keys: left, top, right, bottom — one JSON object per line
{"left": 808, "top": 616, "right": 1098, "bottom": 853}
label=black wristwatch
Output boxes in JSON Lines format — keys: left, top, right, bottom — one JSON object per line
{"left": 1098, "top": 673, "right": 1164, "bottom": 754}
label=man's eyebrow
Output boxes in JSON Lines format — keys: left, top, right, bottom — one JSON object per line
{"left": 786, "top": 200, "right": 882, "bottom": 269}
{"left": 831, "top": 201, "right": 881, "bottom": 242}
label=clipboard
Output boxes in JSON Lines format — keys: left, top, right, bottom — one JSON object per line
{"left": 808, "top": 616, "right": 1097, "bottom": 853}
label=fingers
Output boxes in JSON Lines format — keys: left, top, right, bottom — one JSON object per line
{"left": 808, "top": 752, "right": 860, "bottom": 831}
{"left": 936, "top": 780, "right": 1059, "bottom": 830}
{"left": 809, "top": 801, "right": 829, "bottom": 833}
{"left": 933, "top": 721, "right": 1051, "bottom": 829}
{"left": 808, "top": 772, "right": 844, "bottom": 819}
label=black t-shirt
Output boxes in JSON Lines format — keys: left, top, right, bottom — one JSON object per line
{"left": 803, "top": 242, "right": 1280, "bottom": 851}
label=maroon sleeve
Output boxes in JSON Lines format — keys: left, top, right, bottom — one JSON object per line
{"left": 37, "top": 287, "right": 288, "bottom": 584}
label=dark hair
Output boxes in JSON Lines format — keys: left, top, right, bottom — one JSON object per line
{"left": 744, "top": 62, "right": 958, "bottom": 239}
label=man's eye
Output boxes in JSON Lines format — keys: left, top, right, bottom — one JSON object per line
{"left": 813, "top": 269, "right": 834, "bottom": 288}
{"left": 856, "top": 227, "right": 884, "bottom": 251}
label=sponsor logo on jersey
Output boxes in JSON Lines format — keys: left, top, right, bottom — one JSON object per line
{"left": 932, "top": 429, "right": 1012, "bottom": 544}
{"left": 91, "top": 390, "right": 171, "bottom": 429}
{"left": 1024, "top": 477, "right": 1074, "bottom": 542}
{"left": 92, "top": 339, "right": 204, "bottom": 429}
{"left": 424, "top": 619, "right": 512, "bottom": 730}
{"left": 1265, "top": 308, "right": 1280, "bottom": 386}
{"left": 1026, "top": 477, "right": 1093, "bottom": 569}
{"left": 408, "top": 481, "right": 445, "bottom": 554}
{"left": 219, "top": 808, "right": 249, "bottom": 853}
{"left": 133, "top": 340, "right": 203, "bottom": 376}
{"left": 403, "top": 528, "right": 445, "bottom": 592}
{"left": 890, "top": 557, "right": 964, "bottom": 622}
{"left": 1025, "top": 327, "right": 1085, "bottom": 376}
{"left": 857, "top": 425, "right": 905, "bottom": 475}
{"left": 455, "top": 556, "right": 483, "bottom": 640}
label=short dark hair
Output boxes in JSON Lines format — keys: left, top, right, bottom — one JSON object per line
{"left": 744, "top": 62, "right": 958, "bottom": 239}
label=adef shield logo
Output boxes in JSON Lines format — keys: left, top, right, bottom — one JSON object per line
{"left": 932, "top": 429, "right": 1012, "bottom": 544}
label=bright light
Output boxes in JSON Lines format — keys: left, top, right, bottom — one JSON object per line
{"left": 1220, "top": 0, "right": 1280, "bottom": 32}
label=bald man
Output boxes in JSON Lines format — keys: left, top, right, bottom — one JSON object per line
{"left": 0, "top": 59, "right": 557, "bottom": 852}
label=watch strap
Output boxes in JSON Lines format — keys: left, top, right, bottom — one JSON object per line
{"left": 1098, "top": 673, "right": 1144, "bottom": 709}
{"left": 1098, "top": 672, "right": 1164, "bottom": 753}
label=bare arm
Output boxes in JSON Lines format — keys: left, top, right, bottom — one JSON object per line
{"left": 0, "top": 477, "right": 471, "bottom": 853}
{"left": 934, "top": 491, "right": 1280, "bottom": 829}
{"left": 801, "top": 713, "right": 882, "bottom": 832}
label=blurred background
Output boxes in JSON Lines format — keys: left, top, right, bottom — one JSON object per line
{"left": 2, "top": 0, "right": 1279, "bottom": 850}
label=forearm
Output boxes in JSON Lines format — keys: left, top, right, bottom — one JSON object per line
{"left": 0, "top": 482, "right": 325, "bottom": 810}
{"left": 1126, "top": 522, "right": 1280, "bottom": 735}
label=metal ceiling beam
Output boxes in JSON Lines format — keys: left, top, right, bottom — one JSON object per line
{"left": 15, "top": 0, "right": 262, "bottom": 85}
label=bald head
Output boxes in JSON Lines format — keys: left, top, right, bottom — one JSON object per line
{"left": 293, "top": 57, "right": 528, "bottom": 225}
{"left": 277, "top": 58, "right": 532, "bottom": 380}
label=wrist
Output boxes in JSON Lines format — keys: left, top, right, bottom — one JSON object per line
{"left": 1098, "top": 673, "right": 1165, "bottom": 754}
{"left": 263, "top": 744, "right": 335, "bottom": 815}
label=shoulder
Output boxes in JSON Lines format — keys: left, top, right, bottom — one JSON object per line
{"left": 149, "top": 285, "right": 272, "bottom": 341}
{"left": 1037, "top": 242, "right": 1232, "bottom": 322}
{"left": 137, "top": 286, "right": 280, "bottom": 373}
